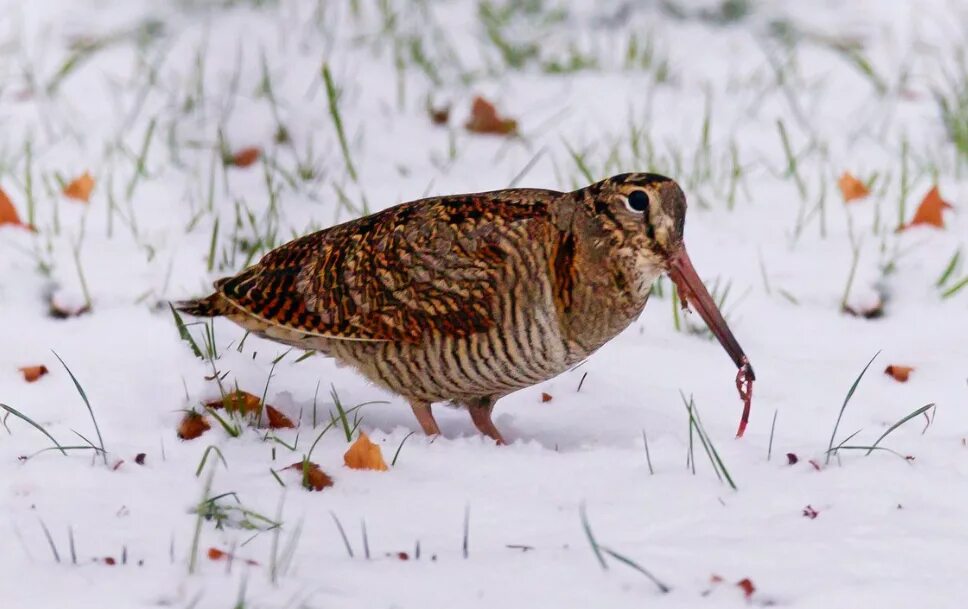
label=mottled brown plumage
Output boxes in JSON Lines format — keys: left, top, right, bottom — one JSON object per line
{"left": 178, "top": 173, "right": 754, "bottom": 443}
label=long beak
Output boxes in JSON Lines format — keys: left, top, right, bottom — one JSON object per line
{"left": 668, "top": 247, "right": 754, "bottom": 381}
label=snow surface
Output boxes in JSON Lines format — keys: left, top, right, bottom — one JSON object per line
{"left": 1, "top": 0, "right": 967, "bottom": 607}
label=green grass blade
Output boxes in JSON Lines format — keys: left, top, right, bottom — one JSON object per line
{"left": 52, "top": 351, "right": 107, "bottom": 464}
{"left": 866, "top": 403, "right": 935, "bottom": 456}
{"left": 0, "top": 403, "right": 67, "bottom": 455}
{"left": 825, "top": 351, "right": 880, "bottom": 465}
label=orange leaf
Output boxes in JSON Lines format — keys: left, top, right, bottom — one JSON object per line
{"left": 177, "top": 412, "right": 210, "bottom": 440}
{"left": 208, "top": 546, "right": 259, "bottom": 565}
{"left": 266, "top": 405, "right": 295, "bottom": 429}
{"left": 900, "top": 185, "right": 951, "bottom": 231}
{"left": 884, "top": 365, "right": 914, "bottom": 383}
{"left": 228, "top": 147, "right": 261, "bottom": 168}
{"left": 540, "top": 392, "right": 553, "bottom": 403}
{"left": 19, "top": 365, "right": 49, "bottom": 382}
{"left": 736, "top": 578, "right": 756, "bottom": 598}
{"left": 206, "top": 390, "right": 261, "bottom": 416}
{"left": 344, "top": 432, "right": 389, "bottom": 471}
{"left": 63, "top": 172, "right": 95, "bottom": 202}
{"left": 0, "top": 187, "right": 33, "bottom": 231}
{"left": 837, "top": 172, "right": 869, "bottom": 203}
{"left": 286, "top": 460, "right": 334, "bottom": 491}
{"left": 465, "top": 96, "right": 518, "bottom": 135}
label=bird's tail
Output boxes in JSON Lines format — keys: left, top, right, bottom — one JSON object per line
{"left": 174, "top": 290, "right": 232, "bottom": 318}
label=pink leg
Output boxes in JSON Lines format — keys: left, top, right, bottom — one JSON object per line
{"left": 410, "top": 401, "right": 440, "bottom": 436}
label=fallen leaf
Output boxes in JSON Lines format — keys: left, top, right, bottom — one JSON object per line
{"left": 344, "top": 432, "right": 389, "bottom": 471}
{"left": 101, "top": 557, "right": 116, "bottom": 566}
{"left": 465, "top": 96, "right": 517, "bottom": 135}
{"left": 208, "top": 546, "right": 259, "bottom": 565}
{"left": 19, "top": 365, "right": 49, "bottom": 382}
{"left": 899, "top": 185, "right": 952, "bottom": 231}
{"left": 396, "top": 552, "right": 410, "bottom": 560}
{"left": 737, "top": 578, "right": 755, "bottom": 598}
{"left": 206, "top": 390, "right": 261, "bottom": 416}
{"left": 540, "top": 392, "right": 553, "bottom": 403}
{"left": 0, "top": 187, "right": 33, "bottom": 231}
{"left": 428, "top": 104, "right": 450, "bottom": 125}
{"left": 134, "top": 453, "right": 146, "bottom": 465}
{"left": 111, "top": 459, "right": 124, "bottom": 471}
{"left": 63, "top": 172, "right": 95, "bottom": 202}
{"left": 884, "top": 364, "right": 914, "bottom": 382}
{"left": 286, "top": 460, "right": 334, "bottom": 491}
{"left": 842, "top": 298, "right": 884, "bottom": 319}
{"left": 177, "top": 412, "right": 210, "bottom": 440}
{"left": 808, "top": 459, "right": 821, "bottom": 471}
{"left": 710, "top": 574, "right": 725, "bottom": 583}
{"left": 228, "top": 147, "right": 261, "bottom": 168}
{"left": 786, "top": 452, "right": 799, "bottom": 465}
{"left": 802, "top": 505, "right": 819, "bottom": 519}
{"left": 48, "top": 293, "right": 91, "bottom": 318}
{"left": 838, "top": 172, "right": 870, "bottom": 203}
{"left": 266, "top": 405, "right": 296, "bottom": 429}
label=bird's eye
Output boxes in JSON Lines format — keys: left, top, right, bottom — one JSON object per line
{"left": 625, "top": 190, "right": 650, "bottom": 213}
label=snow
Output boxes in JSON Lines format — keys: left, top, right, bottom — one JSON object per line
{"left": 1, "top": 0, "right": 967, "bottom": 607}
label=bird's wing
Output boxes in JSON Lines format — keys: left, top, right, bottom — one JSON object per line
{"left": 216, "top": 190, "right": 560, "bottom": 343}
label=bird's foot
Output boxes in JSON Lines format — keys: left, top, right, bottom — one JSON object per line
{"left": 468, "top": 402, "right": 506, "bottom": 445}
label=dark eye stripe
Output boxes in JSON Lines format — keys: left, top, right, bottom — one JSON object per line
{"left": 628, "top": 190, "right": 649, "bottom": 212}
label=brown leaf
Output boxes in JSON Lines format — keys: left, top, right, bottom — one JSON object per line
{"left": 837, "top": 171, "right": 871, "bottom": 203}
{"left": 63, "top": 172, "right": 95, "bottom": 202}
{"left": 48, "top": 293, "right": 91, "bottom": 318}
{"left": 842, "top": 298, "right": 884, "bottom": 319}
{"left": 206, "top": 390, "right": 261, "bottom": 416}
{"left": 266, "top": 405, "right": 296, "bottom": 429}
{"left": 736, "top": 578, "right": 755, "bottom": 598}
{"left": 134, "top": 453, "right": 146, "bottom": 465}
{"left": 802, "top": 505, "right": 819, "bottom": 519}
{"left": 838, "top": 172, "right": 870, "bottom": 203}
{"left": 465, "top": 96, "right": 517, "bottom": 135}
{"left": 228, "top": 147, "right": 261, "bottom": 168}
{"left": 899, "top": 185, "right": 952, "bottom": 231}
{"left": 428, "top": 104, "right": 450, "bottom": 125}
{"left": 344, "top": 432, "right": 389, "bottom": 471}
{"left": 286, "top": 460, "right": 334, "bottom": 491}
{"left": 884, "top": 365, "right": 914, "bottom": 382}
{"left": 786, "top": 452, "right": 798, "bottom": 465}
{"left": 0, "top": 187, "right": 34, "bottom": 231}
{"left": 177, "top": 412, "right": 210, "bottom": 440}
{"left": 19, "top": 365, "right": 49, "bottom": 382}
{"left": 540, "top": 392, "right": 553, "bottom": 403}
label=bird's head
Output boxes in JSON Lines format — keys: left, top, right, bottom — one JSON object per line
{"left": 576, "top": 172, "right": 754, "bottom": 381}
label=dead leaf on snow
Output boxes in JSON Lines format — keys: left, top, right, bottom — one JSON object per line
{"left": 177, "top": 412, "right": 210, "bottom": 440}
{"left": 206, "top": 390, "right": 261, "bottom": 416}
{"left": 838, "top": 172, "right": 870, "bottom": 203}
{"left": 465, "top": 96, "right": 517, "bottom": 135}
{"left": 227, "top": 147, "right": 261, "bottom": 168}
{"left": 266, "top": 405, "right": 296, "bottom": 429}
{"left": 884, "top": 364, "right": 914, "bottom": 382}
{"left": 63, "top": 172, "right": 95, "bottom": 202}
{"left": 19, "top": 365, "right": 49, "bottom": 382}
{"left": 0, "top": 187, "right": 34, "bottom": 231}
{"left": 286, "top": 460, "right": 334, "bottom": 491}
{"left": 344, "top": 432, "right": 389, "bottom": 471}
{"left": 899, "top": 185, "right": 952, "bottom": 231}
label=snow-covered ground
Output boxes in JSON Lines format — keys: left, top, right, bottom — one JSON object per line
{"left": 2, "top": 1, "right": 967, "bottom": 607}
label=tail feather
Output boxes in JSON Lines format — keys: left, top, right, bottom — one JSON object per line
{"left": 175, "top": 292, "right": 232, "bottom": 317}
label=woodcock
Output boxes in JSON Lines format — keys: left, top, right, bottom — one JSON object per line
{"left": 178, "top": 173, "right": 755, "bottom": 444}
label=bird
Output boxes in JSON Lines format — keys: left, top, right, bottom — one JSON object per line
{"left": 177, "top": 173, "right": 754, "bottom": 444}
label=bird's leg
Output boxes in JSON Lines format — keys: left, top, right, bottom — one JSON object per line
{"left": 466, "top": 397, "right": 506, "bottom": 445}
{"left": 410, "top": 401, "right": 440, "bottom": 436}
